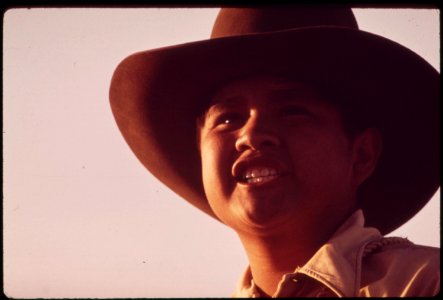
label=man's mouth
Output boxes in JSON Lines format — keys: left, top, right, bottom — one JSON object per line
{"left": 242, "top": 167, "right": 280, "bottom": 184}
{"left": 233, "top": 155, "right": 285, "bottom": 185}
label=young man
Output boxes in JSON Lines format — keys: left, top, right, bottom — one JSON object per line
{"left": 110, "top": 7, "right": 440, "bottom": 297}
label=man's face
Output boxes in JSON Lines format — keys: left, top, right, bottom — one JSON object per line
{"left": 199, "top": 75, "right": 361, "bottom": 236}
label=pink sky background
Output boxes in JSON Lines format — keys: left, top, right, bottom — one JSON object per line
{"left": 3, "top": 8, "right": 440, "bottom": 298}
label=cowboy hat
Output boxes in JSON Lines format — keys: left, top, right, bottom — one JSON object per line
{"left": 109, "top": 6, "right": 440, "bottom": 235}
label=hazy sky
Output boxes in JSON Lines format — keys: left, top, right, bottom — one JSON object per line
{"left": 3, "top": 7, "right": 440, "bottom": 298}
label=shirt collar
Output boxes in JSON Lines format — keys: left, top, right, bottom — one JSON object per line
{"left": 232, "top": 209, "right": 382, "bottom": 297}
{"left": 298, "top": 209, "right": 381, "bottom": 296}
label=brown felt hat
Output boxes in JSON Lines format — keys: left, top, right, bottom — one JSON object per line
{"left": 109, "top": 6, "right": 440, "bottom": 235}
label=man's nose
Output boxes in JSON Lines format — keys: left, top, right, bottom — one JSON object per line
{"left": 235, "top": 115, "right": 281, "bottom": 152}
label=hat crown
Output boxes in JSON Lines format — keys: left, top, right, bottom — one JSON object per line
{"left": 211, "top": 6, "right": 359, "bottom": 38}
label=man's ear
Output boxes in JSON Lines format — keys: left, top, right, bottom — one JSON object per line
{"left": 351, "top": 127, "right": 382, "bottom": 187}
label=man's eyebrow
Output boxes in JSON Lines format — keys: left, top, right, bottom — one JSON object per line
{"left": 199, "top": 96, "right": 244, "bottom": 125}
{"left": 206, "top": 96, "right": 245, "bottom": 114}
{"left": 211, "top": 95, "right": 245, "bottom": 106}
{"left": 268, "top": 86, "right": 320, "bottom": 103}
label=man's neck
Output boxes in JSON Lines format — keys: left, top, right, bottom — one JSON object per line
{"left": 236, "top": 210, "right": 356, "bottom": 297}
{"left": 238, "top": 230, "right": 323, "bottom": 297}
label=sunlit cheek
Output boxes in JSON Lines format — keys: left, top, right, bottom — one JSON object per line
{"left": 200, "top": 139, "right": 236, "bottom": 223}
{"left": 201, "top": 145, "right": 216, "bottom": 186}
{"left": 201, "top": 137, "right": 227, "bottom": 193}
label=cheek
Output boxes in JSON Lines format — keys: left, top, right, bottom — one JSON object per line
{"left": 200, "top": 140, "right": 218, "bottom": 188}
{"left": 200, "top": 135, "right": 240, "bottom": 224}
{"left": 288, "top": 132, "right": 354, "bottom": 186}
{"left": 200, "top": 135, "right": 235, "bottom": 198}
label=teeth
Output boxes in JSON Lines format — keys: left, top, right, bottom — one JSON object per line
{"left": 261, "top": 168, "right": 269, "bottom": 177}
{"left": 246, "top": 175, "right": 279, "bottom": 184}
{"left": 243, "top": 167, "right": 279, "bottom": 182}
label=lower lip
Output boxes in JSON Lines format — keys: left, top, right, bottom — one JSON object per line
{"left": 237, "top": 174, "right": 283, "bottom": 187}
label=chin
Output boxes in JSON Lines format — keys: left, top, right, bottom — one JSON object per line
{"left": 232, "top": 201, "right": 295, "bottom": 234}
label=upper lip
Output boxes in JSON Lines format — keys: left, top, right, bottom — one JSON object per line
{"left": 232, "top": 152, "right": 286, "bottom": 182}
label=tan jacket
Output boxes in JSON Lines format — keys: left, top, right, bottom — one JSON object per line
{"left": 232, "top": 210, "right": 440, "bottom": 297}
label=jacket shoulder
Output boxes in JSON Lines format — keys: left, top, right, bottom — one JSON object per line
{"left": 359, "top": 237, "right": 440, "bottom": 297}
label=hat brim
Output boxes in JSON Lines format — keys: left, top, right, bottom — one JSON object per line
{"left": 110, "top": 27, "right": 440, "bottom": 235}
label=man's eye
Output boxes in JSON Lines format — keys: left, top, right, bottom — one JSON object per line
{"left": 214, "top": 113, "right": 243, "bottom": 127}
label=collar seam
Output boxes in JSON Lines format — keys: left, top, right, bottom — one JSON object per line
{"left": 298, "top": 267, "right": 344, "bottom": 297}
{"left": 353, "top": 237, "right": 380, "bottom": 296}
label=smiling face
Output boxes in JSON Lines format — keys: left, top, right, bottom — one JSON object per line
{"left": 198, "top": 75, "right": 376, "bottom": 236}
